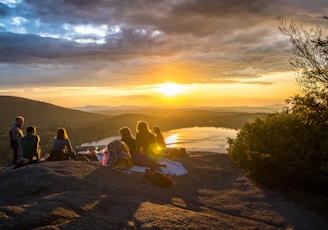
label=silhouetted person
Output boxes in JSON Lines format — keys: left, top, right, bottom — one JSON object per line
{"left": 19, "top": 126, "right": 41, "bottom": 162}
{"left": 120, "top": 127, "right": 137, "bottom": 154}
{"left": 9, "top": 116, "right": 24, "bottom": 165}
{"left": 136, "top": 121, "right": 157, "bottom": 157}
{"left": 120, "top": 126, "right": 164, "bottom": 170}
{"left": 153, "top": 126, "right": 166, "bottom": 151}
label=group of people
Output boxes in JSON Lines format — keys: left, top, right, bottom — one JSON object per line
{"left": 119, "top": 121, "right": 167, "bottom": 170}
{"left": 9, "top": 116, "right": 75, "bottom": 166}
{"left": 9, "top": 116, "right": 167, "bottom": 170}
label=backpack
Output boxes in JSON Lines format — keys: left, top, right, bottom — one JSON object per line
{"left": 108, "top": 140, "right": 133, "bottom": 169}
{"left": 143, "top": 168, "right": 173, "bottom": 187}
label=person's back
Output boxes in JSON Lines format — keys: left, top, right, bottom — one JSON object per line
{"left": 153, "top": 126, "right": 166, "bottom": 149}
{"left": 120, "top": 126, "right": 165, "bottom": 170}
{"left": 136, "top": 128, "right": 156, "bottom": 156}
{"left": 121, "top": 136, "right": 136, "bottom": 154}
{"left": 119, "top": 126, "right": 137, "bottom": 154}
{"left": 19, "top": 126, "right": 41, "bottom": 161}
{"left": 51, "top": 128, "right": 73, "bottom": 152}
{"left": 52, "top": 138, "right": 72, "bottom": 153}
{"left": 48, "top": 128, "right": 75, "bottom": 161}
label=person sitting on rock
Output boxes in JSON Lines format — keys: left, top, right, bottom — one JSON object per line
{"left": 19, "top": 126, "right": 41, "bottom": 162}
{"left": 48, "top": 128, "right": 75, "bottom": 161}
{"left": 120, "top": 126, "right": 165, "bottom": 170}
{"left": 136, "top": 121, "right": 160, "bottom": 159}
{"left": 153, "top": 126, "right": 167, "bottom": 154}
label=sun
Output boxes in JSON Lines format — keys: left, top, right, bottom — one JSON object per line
{"left": 155, "top": 83, "right": 186, "bottom": 97}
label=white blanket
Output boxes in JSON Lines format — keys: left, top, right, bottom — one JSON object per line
{"left": 96, "top": 154, "right": 188, "bottom": 176}
{"left": 128, "top": 158, "right": 188, "bottom": 176}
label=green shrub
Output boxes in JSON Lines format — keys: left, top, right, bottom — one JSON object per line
{"left": 227, "top": 96, "right": 328, "bottom": 193}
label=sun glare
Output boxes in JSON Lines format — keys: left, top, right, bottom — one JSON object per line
{"left": 155, "top": 83, "right": 186, "bottom": 97}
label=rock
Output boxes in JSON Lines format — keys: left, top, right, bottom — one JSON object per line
{"left": 0, "top": 152, "right": 327, "bottom": 229}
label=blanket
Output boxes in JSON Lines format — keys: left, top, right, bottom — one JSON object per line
{"left": 96, "top": 153, "right": 187, "bottom": 176}
{"left": 129, "top": 158, "right": 188, "bottom": 176}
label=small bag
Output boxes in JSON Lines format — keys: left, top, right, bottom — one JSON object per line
{"left": 143, "top": 168, "right": 173, "bottom": 187}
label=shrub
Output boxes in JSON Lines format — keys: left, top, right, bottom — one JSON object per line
{"left": 227, "top": 102, "right": 328, "bottom": 193}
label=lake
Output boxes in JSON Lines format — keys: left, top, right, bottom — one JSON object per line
{"left": 81, "top": 127, "right": 239, "bottom": 153}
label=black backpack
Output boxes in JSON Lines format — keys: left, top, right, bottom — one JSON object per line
{"left": 143, "top": 168, "right": 173, "bottom": 187}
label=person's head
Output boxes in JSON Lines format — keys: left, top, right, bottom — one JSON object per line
{"left": 137, "top": 121, "right": 150, "bottom": 133}
{"left": 119, "top": 127, "right": 132, "bottom": 138}
{"left": 153, "top": 126, "right": 161, "bottom": 134}
{"left": 15, "top": 116, "right": 24, "bottom": 127}
{"left": 26, "top": 126, "right": 36, "bottom": 134}
{"left": 56, "top": 128, "right": 68, "bottom": 139}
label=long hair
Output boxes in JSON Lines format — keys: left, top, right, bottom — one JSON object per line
{"left": 153, "top": 126, "right": 161, "bottom": 134}
{"left": 119, "top": 127, "right": 132, "bottom": 138}
{"left": 56, "top": 128, "right": 68, "bottom": 139}
{"left": 137, "top": 121, "right": 150, "bottom": 133}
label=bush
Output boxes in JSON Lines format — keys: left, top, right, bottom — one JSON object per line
{"left": 227, "top": 97, "right": 328, "bottom": 193}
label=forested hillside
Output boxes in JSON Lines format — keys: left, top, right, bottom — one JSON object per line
{"left": 0, "top": 96, "right": 267, "bottom": 166}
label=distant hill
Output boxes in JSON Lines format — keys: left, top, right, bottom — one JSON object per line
{"left": 71, "top": 104, "right": 284, "bottom": 115}
{"left": 0, "top": 96, "right": 107, "bottom": 127}
{"left": 0, "top": 96, "right": 269, "bottom": 166}
{"left": 0, "top": 96, "right": 109, "bottom": 165}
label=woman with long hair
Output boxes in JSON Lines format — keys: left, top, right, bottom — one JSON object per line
{"left": 136, "top": 121, "right": 156, "bottom": 156}
{"left": 49, "top": 128, "right": 75, "bottom": 160}
{"left": 153, "top": 126, "right": 166, "bottom": 151}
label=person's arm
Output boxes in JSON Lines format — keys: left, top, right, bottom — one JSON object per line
{"left": 135, "top": 133, "right": 141, "bottom": 153}
{"left": 11, "top": 127, "right": 21, "bottom": 144}
{"left": 66, "top": 139, "right": 73, "bottom": 152}
{"left": 36, "top": 135, "right": 41, "bottom": 160}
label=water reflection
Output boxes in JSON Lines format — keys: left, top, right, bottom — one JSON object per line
{"left": 164, "top": 127, "right": 238, "bottom": 153}
{"left": 82, "top": 126, "right": 238, "bottom": 153}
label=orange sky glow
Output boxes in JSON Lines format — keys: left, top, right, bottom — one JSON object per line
{"left": 0, "top": 1, "right": 324, "bottom": 109}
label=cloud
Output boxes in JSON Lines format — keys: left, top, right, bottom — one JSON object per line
{"left": 0, "top": 0, "right": 327, "bottom": 92}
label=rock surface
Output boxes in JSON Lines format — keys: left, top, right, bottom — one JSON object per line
{"left": 0, "top": 152, "right": 327, "bottom": 229}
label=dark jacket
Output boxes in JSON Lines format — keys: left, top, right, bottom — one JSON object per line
{"left": 136, "top": 131, "right": 156, "bottom": 156}
{"left": 19, "top": 133, "right": 41, "bottom": 160}
{"left": 121, "top": 136, "right": 137, "bottom": 154}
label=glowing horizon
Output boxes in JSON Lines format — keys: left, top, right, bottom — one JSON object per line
{"left": 0, "top": 1, "right": 321, "bottom": 109}
{"left": 0, "top": 73, "right": 298, "bottom": 108}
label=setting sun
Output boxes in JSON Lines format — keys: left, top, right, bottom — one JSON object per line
{"left": 155, "top": 83, "right": 186, "bottom": 97}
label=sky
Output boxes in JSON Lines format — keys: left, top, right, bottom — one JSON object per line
{"left": 0, "top": 0, "right": 327, "bottom": 108}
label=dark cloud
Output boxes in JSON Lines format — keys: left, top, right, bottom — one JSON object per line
{"left": 0, "top": 3, "right": 11, "bottom": 16}
{"left": 0, "top": 0, "right": 327, "bottom": 88}
{"left": 0, "top": 29, "right": 177, "bottom": 64}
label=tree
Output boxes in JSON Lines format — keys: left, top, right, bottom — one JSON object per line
{"left": 278, "top": 17, "right": 328, "bottom": 97}
{"left": 227, "top": 18, "right": 328, "bottom": 192}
